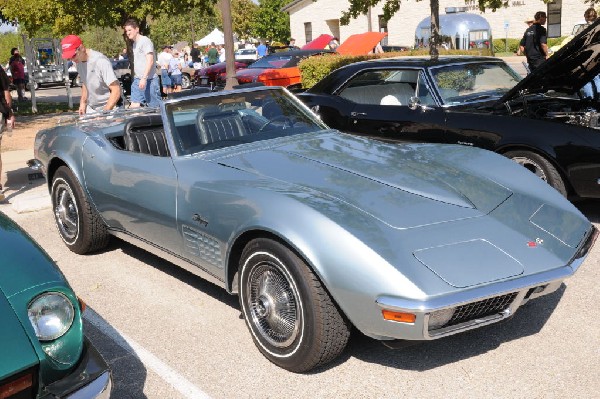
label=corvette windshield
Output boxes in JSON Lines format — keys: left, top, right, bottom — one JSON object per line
{"left": 430, "top": 62, "right": 522, "bottom": 105}
{"left": 166, "top": 87, "right": 328, "bottom": 156}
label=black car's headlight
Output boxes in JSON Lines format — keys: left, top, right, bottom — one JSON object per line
{"left": 27, "top": 292, "right": 75, "bottom": 341}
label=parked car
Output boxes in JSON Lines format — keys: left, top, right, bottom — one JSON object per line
{"left": 0, "top": 211, "right": 111, "bottom": 397}
{"left": 236, "top": 33, "right": 387, "bottom": 90}
{"left": 193, "top": 61, "right": 250, "bottom": 87}
{"left": 298, "top": 20, "right": 600, "bottom": 199}
{"left": 234, "top": 48, "right": 259, "bottom": 62}
{"left": 235, "top": 49, "right": 334, "bottom": 90}
{"left": 32, "top": 86, "right": 597, "bottom": 372}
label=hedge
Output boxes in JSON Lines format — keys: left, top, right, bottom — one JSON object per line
{"left": 298, "top": 48, "right": 493, "bottom": 89}
{"left": 492, "top": 37, "right": 567, "bottom": 54}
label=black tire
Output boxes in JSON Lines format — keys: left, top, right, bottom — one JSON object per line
{"left": 51, "top": 166, "right": 109, "bottom": 254}
{"left": 181, "top": 73, "right": 191, "bottom": 89}
{"left": 239, "top": 238, "right": 350, "bottom": 372}
{"left": 504, "top": 150, "right": 567, "bottom": 196}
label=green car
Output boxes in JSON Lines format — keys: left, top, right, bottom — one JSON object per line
{"left": 0, "top": 212, "right": 111, "bottom": 398}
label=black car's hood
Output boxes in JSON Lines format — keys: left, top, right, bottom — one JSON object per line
{"left": 498, "top": 19, "right": 600, "bottom": 103}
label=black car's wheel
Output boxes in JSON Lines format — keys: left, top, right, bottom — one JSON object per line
{"left": 504, "top": 150, "right": 567, "bottom": 196}
{"left": 51, "top": 166, "right": 109, "bottom": 254}
{"left": 181, "top": 73, "right": 191, "bottom": 89}
{"left": 239, "top": 238, "right": 350, "bottom": 372}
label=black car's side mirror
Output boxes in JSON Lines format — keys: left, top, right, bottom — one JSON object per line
{"left": 408, "top": 96, "right": 420, "bottom": 110}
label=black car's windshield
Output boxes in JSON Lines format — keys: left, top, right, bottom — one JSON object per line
{"left": 430, "top": 62, "right": 522, "bottom": 105}
{"left": 166, "top": 87, "right": 328, "bottom": 155}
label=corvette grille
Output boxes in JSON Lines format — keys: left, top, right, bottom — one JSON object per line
{"left": 433, "top": 292, "right": 518, "bottom": 331}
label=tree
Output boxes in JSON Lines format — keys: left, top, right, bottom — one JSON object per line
{"left": 232, "top": 0, "right": 258, "bottom": 40}
{"left": 252, "top": 0, "right": 291, "bottom": 43}
{"left": 149, "top": 8, "right": 220, "bottom": 48}
{"left": 340, "top": 0, "right": 553, "bottom": 59}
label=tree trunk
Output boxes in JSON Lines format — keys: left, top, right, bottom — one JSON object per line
{"left": 220, "top": 0, "right": 238, "bottom": 90}
{"left": 430, "top": 0, "right": 440, "bottom": 60}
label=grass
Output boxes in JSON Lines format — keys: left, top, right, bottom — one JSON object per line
{"left": 13, "top": 101, "right": 78, "bottom": 116}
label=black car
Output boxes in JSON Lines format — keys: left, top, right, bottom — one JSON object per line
{"left": 299, "top": 20, "right": 600, "bottom": 199}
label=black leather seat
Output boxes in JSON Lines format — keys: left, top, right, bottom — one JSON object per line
{"left": 196, "top": 108, "right": 246, "bottom": 145}
{"left": 123, "top": 115, "right": 170, "bottom": 156}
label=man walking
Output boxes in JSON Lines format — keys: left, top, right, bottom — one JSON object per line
{"left": 61, "top": 35, "right": 121, "bottom": 114}
{"left": 123, "top": 19, "right": 161, "bottom": 108}
{"left": 519, "top": 11, "right": 548, "bottom": 72}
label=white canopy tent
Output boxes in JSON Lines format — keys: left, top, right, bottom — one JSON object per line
{"left": 195, "top": 29, "right": 225, "bottom": 46}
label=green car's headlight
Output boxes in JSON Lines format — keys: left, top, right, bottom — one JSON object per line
{"left": 28, "top": 292, "right": 75, "bottom": 341}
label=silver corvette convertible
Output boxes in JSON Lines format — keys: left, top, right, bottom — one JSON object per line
{"left": 33, "top": 86, "right": 597, "bottom": 372}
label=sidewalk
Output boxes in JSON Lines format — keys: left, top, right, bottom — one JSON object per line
{"left": 1, "top": 149, "right": 50, "bottom": 215}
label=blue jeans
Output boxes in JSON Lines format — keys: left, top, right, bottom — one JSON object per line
{"left": 131, "top": 76, "right": 161, "bottom": 108}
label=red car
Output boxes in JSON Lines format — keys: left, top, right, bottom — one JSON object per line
{"left": 194, "top": 61, "right": 250, "bottom": 87}
{"left": 235, "top": 32, "right": 387, "bottom": 90}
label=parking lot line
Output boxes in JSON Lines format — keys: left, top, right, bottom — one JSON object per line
{"left": 84, "top": 308, "right": 211, "bottom": 399}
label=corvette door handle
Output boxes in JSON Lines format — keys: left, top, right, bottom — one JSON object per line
{"left": 351, "top": 112, "right": 367, "bottom": 117}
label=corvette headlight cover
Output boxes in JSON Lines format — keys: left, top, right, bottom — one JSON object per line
{"left": 28, "top": 292, "right": 75, "bottom": 341}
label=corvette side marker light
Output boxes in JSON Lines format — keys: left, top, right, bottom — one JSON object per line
{"left": 382, "top": 310, "right": 416, "bottom": 323}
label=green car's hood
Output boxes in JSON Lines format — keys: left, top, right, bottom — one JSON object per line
{"left": 0, "top": 293, "right": 38, "bottom": 379}
{"left": 218, "top": 133, "right": 512, "bottom": 228}
{"left": 0, "top": 214, "right": 65, "bottom": 297}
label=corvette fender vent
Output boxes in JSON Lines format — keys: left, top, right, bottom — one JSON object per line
{"left": 182, "top": 225, "right": 222, "bottom": 267}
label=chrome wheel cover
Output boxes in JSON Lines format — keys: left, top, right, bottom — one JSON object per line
{"left": 247, "top": 261, "right": 300, "bottom": 348}
{"left": 511, "top": 156, "right": 548, "bottom": 181}
{"left": 53, "top": 181, "right": 79, "bottom": 243}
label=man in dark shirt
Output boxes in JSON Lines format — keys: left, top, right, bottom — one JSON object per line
{"left": 519, "top": 11, "right": 548, "bottom": 72}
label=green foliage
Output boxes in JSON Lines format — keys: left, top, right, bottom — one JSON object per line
{"left": 299, "top": 48, "right": 493, "bottom": 88}
{"left": 232, "top": 0, "right": 258, "bottom": 40}
{"left": 149, "top": 8, "right": 219, "bottom": 48}
{"left": 14, "top": 101, "right": 76, "bottom": 115}
{"left": 547, "top": 37, "right": 566, "bottom": 48}
{"left": 0, "top": 32, "right": 24, "bottom": 63}
{"left": 252, "top": 0, "right": 290, "bottom": 42}
{"left": 80, "top": 27, "right": 124, "bottom": 60}
{"left": 492, "top": 38, "right": 521, "bottom": 54}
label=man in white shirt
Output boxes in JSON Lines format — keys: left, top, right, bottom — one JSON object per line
{"left": 61, "top": 35, "right": 121, "bottom": 114}
{"left": 157, "top": 45, "right": 173, "bottom": 94}
{"left": 123, "top": 19, "right": 161, "bottom": 108}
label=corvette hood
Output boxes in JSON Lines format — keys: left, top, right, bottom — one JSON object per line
{"left": 217, "top": 133, "right": 513, "bottom": 228}
{"left": 336, "top": 32, "right": 388, "bottom": 56}
{"left": 499, "top": 19, "right": 600, "bottom": 103}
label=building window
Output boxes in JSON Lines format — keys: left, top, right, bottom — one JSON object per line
{"left": 304, "top": 22, "right": 312, "bottom": 43}
{"left": 378, "top": 15, "right": 388, "bottom": 46}
{"left": 547, "top": 0, "right": 562, "bottom": 38}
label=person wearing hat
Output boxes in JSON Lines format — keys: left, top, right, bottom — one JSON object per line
{"left": 61, "top": 35, "right": 121, "bottom": 114}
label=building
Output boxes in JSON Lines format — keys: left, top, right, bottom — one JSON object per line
{"left": 283, "top": 0, "right": 589, "bottom": 48}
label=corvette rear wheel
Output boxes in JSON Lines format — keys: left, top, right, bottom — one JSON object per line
{"left": 51, "top": 166, "right": 109, "bottom": 254}
{"left": 505, "top": 150, "right": 567, "bottom": 197}
{"left": 239, "top": 238, "right": 350, "bottom": 372}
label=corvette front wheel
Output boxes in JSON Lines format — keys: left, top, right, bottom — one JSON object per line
{"left": 51, "top": 166, "right": 109, "bottom": 254}
{"left": 239, "top": 238, "right": 350, "bottom": 373}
